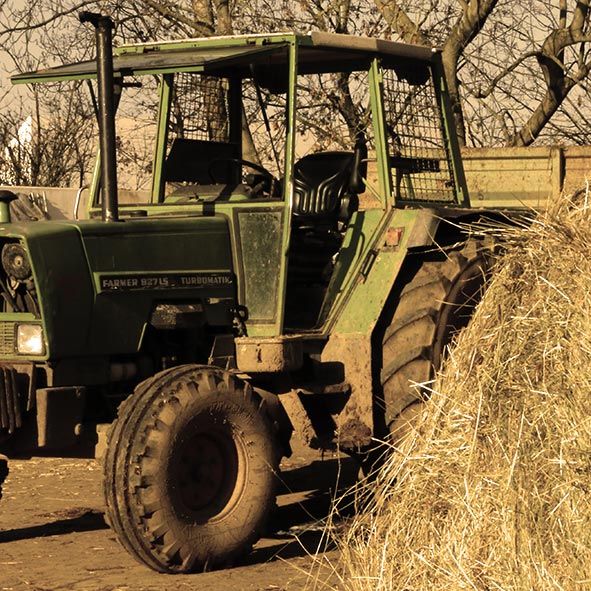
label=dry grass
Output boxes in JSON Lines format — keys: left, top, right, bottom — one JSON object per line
{"left": 317, "top": 192, "right": 591, "bottom": 590}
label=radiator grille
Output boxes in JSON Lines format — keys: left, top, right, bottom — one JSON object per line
{"left": 0, "top": 323, "right": 15, "bottom": 356}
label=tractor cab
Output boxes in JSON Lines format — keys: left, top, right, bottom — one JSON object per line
{"left": 13, "top": 31, "right": 467, "bottom": 341}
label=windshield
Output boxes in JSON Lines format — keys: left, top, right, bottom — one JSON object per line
{"left": 91, "top": 69, "right": 290, "bottom": 207}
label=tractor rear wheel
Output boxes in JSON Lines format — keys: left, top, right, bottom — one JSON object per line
{"left": 381, "top": 238, "right": 494, "bottom": 447}
{"left": 103, "top": 365, "right": 279, "bottom": 573}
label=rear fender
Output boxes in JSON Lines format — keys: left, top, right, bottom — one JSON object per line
{"left": 321, "top": 207, "right": 502, "bottom": 444}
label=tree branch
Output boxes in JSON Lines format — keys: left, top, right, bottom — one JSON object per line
{"left": 372, "top": 0, "right": 430, "bottom": 45}
{"left": 510, "top": 58, "right": 591, "bottom": 145}
{"left": 0, "top": 2, "right": 92, "bottom": 37}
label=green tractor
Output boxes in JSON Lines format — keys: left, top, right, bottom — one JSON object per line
{"left": 0, "top": 13, "right": 510, "bottom": 573}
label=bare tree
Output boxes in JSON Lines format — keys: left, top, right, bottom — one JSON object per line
{"left": 505, "top": 0, "right": 591, "bottom": 146}
{"left": 374, "top": 0, "right": 591, "bottom": 147}
{"left": 0, "top": 83, "right": 95, "bottom": 186}
{"left": 3, "top": 0, "right": 591, "bottom": 168}
{"left": 0, "top": 0, "right": 98, "bottom": 186}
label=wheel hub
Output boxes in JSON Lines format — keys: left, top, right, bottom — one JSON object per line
{"left": 171, "top": 426, "right": 240, "bottom": 520}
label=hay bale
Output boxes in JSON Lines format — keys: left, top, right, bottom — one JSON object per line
{"left": 329, "top": 194, "right": 591, "bottom": 590}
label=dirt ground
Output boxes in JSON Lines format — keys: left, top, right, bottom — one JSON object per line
{"left": 0, "top": 445, "right": 358, "bottom": 591}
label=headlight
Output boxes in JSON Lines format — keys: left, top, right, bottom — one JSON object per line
{"left": 17, "top": 324, "right": 44, "bottom": 355}
{"left": 2, "top": 243, "right": 32, "bottom": 282}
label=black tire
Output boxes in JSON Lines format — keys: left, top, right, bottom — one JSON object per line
{"left": 103, "top": 365, "right": 279, "bottom": 573}
{"left": 381, "top": 239, "right": 494, "bottom": 445}
{"left": 0, "top": 454, "right": 7, "bottom": 501}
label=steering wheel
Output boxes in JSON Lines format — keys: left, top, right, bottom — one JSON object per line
{"left": 208, "top": 158, "right": 279, "bottom": 197}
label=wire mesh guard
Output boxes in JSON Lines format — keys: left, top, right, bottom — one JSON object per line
{"left": 170, "top": 73, "right": 230, "bottom": 143}
{"left": 383, "top": 68, "right": 457, "bottom": 203}
{"left": 167, "top": 73, "right": 286, "bottom": 176}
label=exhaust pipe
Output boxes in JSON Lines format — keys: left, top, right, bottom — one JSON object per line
{"left": 80, "top": 12, "right": 119, "bottom": 222}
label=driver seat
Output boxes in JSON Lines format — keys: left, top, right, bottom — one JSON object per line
{"left": 292, "top": 139, "right": 367, "bottom": 228}
{"left": 285, "top": 140, "right": 367, "bottom": 329}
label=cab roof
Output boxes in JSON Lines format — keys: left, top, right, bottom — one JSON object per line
{"left": 12, "top": 31, "right": 437, "bottom": 84}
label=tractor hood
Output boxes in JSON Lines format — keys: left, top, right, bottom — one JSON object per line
{"left": 0, "top": 215, "right": 235, "bottom": 360}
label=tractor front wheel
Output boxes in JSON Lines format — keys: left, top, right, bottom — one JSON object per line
{"left": 0, "top": 454, "right": 7, "bottom": 500}
{"left": 103, "top": 365, "right": 279, "bottom": 573}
